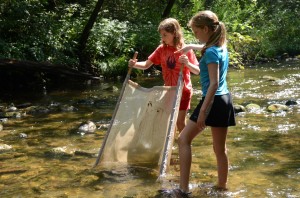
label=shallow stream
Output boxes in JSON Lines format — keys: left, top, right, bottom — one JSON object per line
{"left": 0, "top": 61, "right": 299, "bottom": 198}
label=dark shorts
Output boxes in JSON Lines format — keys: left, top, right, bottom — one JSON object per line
{"left": 190, "top": 93, "right": 236, "bottom": 127}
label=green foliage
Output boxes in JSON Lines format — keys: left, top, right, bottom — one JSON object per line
{"left": 169, "top": 0, "right": 204, "bottom": 27}
{"left": 209, "top": 0, "right": 261, "bottom": 67}
{"left": 88, "top": 19, "right": 134, "bottom": 77}
{"left": 255, "top": 0, "right": 300, "bottom": 57}
{"left": 0, "top": 0, "right": 86, "bottom": 66}
{"left": 0, "top": 0, "right": 299, "bottom": 78}
{"left": 87, "top": 17, "right": 161, "bottom": 77}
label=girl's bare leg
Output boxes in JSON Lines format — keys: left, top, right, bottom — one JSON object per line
{"left": 211, "top": 127, "right": 228, "bottom": 189}
{"left": 177, "top": 110, "right": 187, "bottom": 133}
{"left": 178, "top": 120, "right": 202, "bottom": 192}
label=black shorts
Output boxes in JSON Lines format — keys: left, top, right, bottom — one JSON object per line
{"left": 190, "top": 93, "right": 236, "bottom": 127}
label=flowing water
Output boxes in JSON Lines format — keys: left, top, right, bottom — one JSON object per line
{"left": 0, "top": 62, "right": 299, "bottom": 198}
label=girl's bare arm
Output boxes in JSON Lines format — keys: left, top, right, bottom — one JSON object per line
{"left": 128, "top": 59, "right": 153, "bottom": 70}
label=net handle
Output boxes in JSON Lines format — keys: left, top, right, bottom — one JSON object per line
{"left": 158, "top": 62, "right": 185, "bottom": 179}
{"left": 127, "top": 51, "right": 139, "bottom": 76}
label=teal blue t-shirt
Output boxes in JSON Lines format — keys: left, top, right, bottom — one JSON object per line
{"left": 199, "top": 46, "right": 229, "bottom": 96}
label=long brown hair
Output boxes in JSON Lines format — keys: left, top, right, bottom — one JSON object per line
{"left": 188, "top": 10, "right": 226, "bottom": 55}
{"left": 158, "top": 18, "right": 184, "bottom": 50}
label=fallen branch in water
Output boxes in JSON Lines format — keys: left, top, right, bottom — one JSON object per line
{"left": 0, "top": 59, "right": 100, "bottom": 80}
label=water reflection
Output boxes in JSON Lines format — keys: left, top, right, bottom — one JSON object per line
{"left": 0, "top": 63, "right": 299, "bottom": 197}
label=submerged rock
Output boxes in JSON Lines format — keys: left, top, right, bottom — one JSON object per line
{"left": 285, "top": 100, "right": 298, "bottom": 106}
{"left": 0, "top": 144, "right": 13, "bottom": 153}
{"left": 234, "top": 104, "right": 246, "bottom": 113}
{"left": 19, "top": 133, "right": 28, "bottom": 138}
{"left": 59, "top": 104, "right": 77, "bottom": 112}
{"left": 44, "top": 146, "right": 74, "bottom": 158}
{"left": 0, "top": 111, "right": 22, "bottom": 118}
{"left": 262, "top": 75, "right": 280, "bottom": 81}
{"left": 78, "top": 121, "right": 97, "bottom": 133}
{"left": 26, "top": 106, "right": 50, "bottom": 114}
{"left": 74, "top": 150, "right": 97, "bottom": 158}
{"left": 103, "top": 85, "right": 119, "bottom": 92}
{"left": 267, "top": 104, "right": 288, "bottom": 112}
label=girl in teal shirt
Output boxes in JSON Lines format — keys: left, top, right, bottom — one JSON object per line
{"left": 172, "top": 10, "right": 236, "bottom": 196}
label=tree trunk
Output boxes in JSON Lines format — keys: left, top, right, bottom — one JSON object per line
{"left": 162, "top": 0, "right": 175, "bottom": 19}
{"left": 78, "top": 0, "right": 105, "bottom": 75}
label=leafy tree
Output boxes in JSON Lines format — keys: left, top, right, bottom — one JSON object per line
{"left": 0, "top": 0, "right": 299, "bottom": 80}
{"left": 255, "top": 0, "right": 300, "bottom": 57}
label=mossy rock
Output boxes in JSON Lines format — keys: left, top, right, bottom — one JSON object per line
{"left": 234, "top": 104, "right": 246, "bottom": 113}
{"left": 267, "top": 104, "right": 288, "bottom": 112}
{"left": 245, "top": 103, "right": 260, "bottom": 111}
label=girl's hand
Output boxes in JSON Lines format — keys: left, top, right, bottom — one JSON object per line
{"left": 178, "top": 54, "right": 189, "bottom": 65}
{"left": 128, "top": 59, "right": 137, "bottom": 68}
{"left": 196, "top": 111, "right": 206, "bottom": 131}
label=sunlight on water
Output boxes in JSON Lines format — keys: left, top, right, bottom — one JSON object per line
{"left": 277, "top": 123, "right": 297, "bottom": 134}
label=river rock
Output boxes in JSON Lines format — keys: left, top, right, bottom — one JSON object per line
{"left": 59, "top": 104, "right": 77, "bottom": 112}
{"left": 234, "top": 104, "right": 246, "bottom": 113}
{"left": 245, "top": 103, "right": 261, "bottom": 111}
{"left": 1, "top": 111, "right": 22, "bottom": 118}
{"left": 267, "top": 104, "right": 288, "bottom": 112}
{"left": 74, "top": 150, "right": 96, "bottom": 158}
{"left": 26, "top": 106, "right": 50, "bottom": 114}
{"left": 0, "top": 144, "right": 13, "bottom": 153}
{"left": 0, "top": 123, "right": 3, "bottom": 131}
{"left": 0, "top": 118, "right": 8, "bottom": 123}
{"left": 19, "top": 133, "right": 28, "bottom": 138}
{"left": 7, "top": 106, "right": 18, "bottom": 112}
{"left": 44, "top": 146, "right": 74, "bottom": 158}
{"left": 262, "top": 75, "right": 280, "bottom": 81}
{"left": 285, "top": 100, "right": 298, "bottom": 106}
{"left": 78, "top": 121, "right": 97, "bottom": 133}
{"left": 104, "top": 85, "right": 118, "bottom": 92}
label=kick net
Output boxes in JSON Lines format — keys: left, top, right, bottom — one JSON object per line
{"left": 94, "top": 67, "right": 183, "bottom": 179}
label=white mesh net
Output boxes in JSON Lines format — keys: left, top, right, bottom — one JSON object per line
{"left": 96, "top": 78, "right": 183, "bottom": 175}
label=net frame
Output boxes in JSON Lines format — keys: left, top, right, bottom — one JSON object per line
{"left": 94, "top": 53, "right": 184, "bottom": 179}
